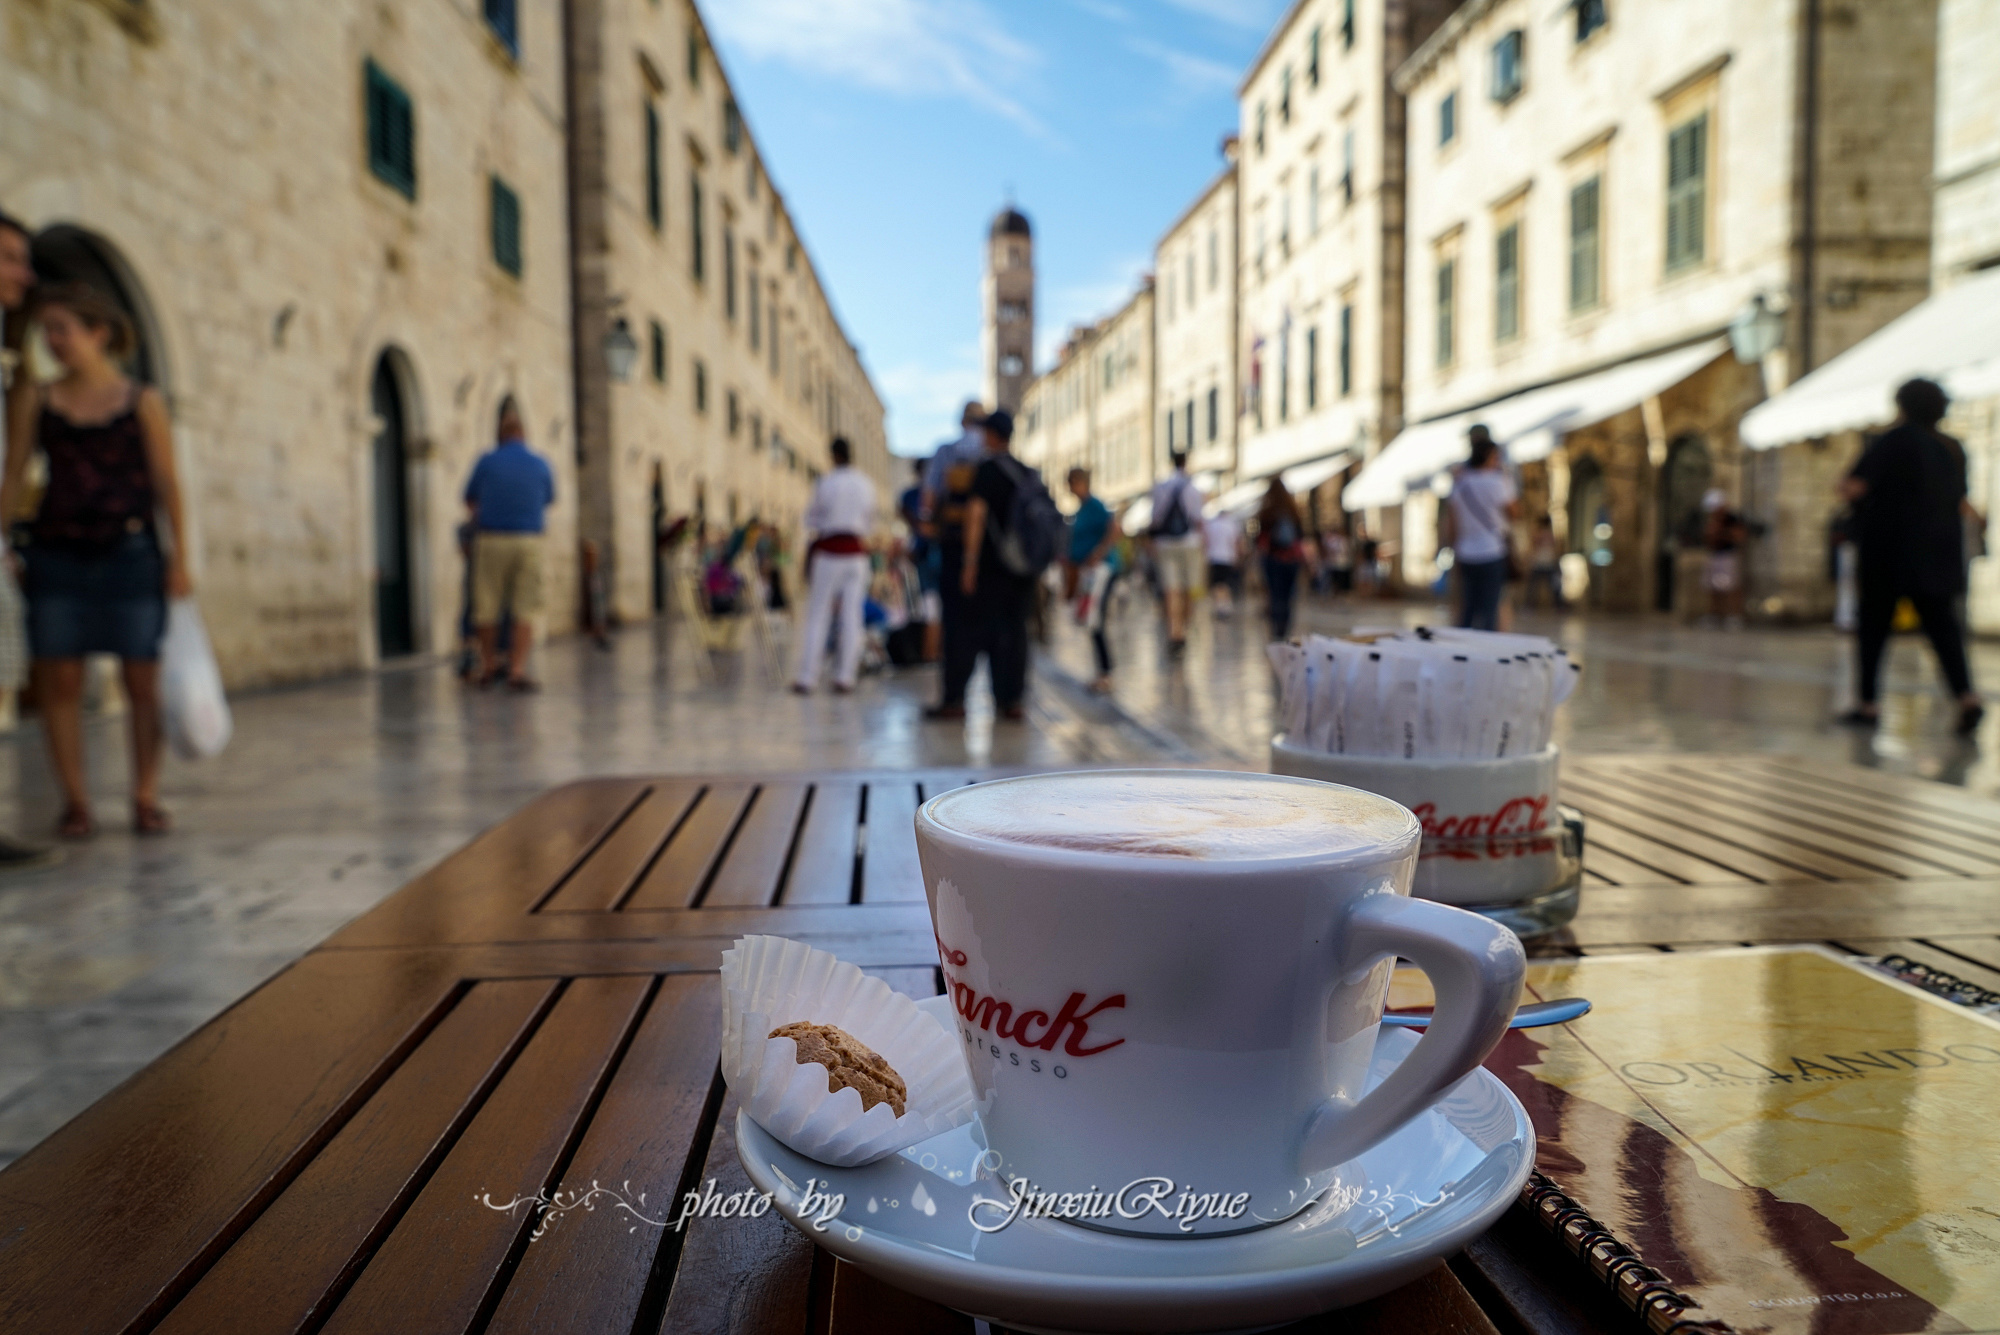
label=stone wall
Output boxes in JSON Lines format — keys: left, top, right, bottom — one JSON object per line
{"left": 1, "top": 0, "right": 576, "bottom": 687}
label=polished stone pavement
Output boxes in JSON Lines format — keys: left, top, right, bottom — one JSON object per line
{"left": 0, "top": 591, "right": 1991, "bottom": 1165}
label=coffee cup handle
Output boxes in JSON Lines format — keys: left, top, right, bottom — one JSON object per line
{"left": 1299, "top": 891, "right": 1526, "bottom": 1176}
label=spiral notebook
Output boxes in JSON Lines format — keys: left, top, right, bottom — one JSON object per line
{"left": 1389, "top": 946, "right": 2000, "bottom": 1335}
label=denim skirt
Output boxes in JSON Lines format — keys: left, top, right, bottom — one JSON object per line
{"left": 24, "top": 527, "right": 168, "bottom": 661}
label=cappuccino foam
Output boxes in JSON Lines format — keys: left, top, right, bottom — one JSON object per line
{"left": 927, "top": 771, "right": 1415, "bottom": 860}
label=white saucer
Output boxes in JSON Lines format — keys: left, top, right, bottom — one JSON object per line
{"left": 735, "top": 996, "right": 1534, "bottom": 1334}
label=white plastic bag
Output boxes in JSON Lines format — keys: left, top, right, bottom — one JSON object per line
{"left": 161, "top": 599, "right": 231, "bottom": 759}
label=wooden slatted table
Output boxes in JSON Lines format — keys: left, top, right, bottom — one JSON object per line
{"left": 3, "top": 756, "right": 1998, "bottom": 1335}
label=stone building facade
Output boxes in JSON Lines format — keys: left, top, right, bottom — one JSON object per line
{"left": 982, "top": 208, "right": 1035, "bottom": 416}
{"left": 0, "top": 0, "right": 884, "bottom": 683}
{"left": 1387, "top": 0, "right": 1938, "bottom": 617}
{"left": 1017, "top": 283, "right": 1157, "bottom": 514}
{"left": 3, "top": 0, "right": 576, "bottom": 685}
{"left": 1236, "top": 0, "right": 1455, "bottom": 549}
{"left": 1154, "top": 160, "right": 1239, "bottom": 488}
{"left": 560, "top": 0, "right": 887, "bottom": 625}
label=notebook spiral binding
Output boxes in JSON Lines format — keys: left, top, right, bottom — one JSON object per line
{"left": 1521, "top": 1171, "right": 1738, "bottom": 1335}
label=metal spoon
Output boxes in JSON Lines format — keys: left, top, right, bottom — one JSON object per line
{"left": 1381, "top": 997, "right": 1592, "bottom": 1030}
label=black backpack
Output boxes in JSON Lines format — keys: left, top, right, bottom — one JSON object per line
{"left": 1150, "top": 477, "right": 1193, "bottom": 539}
{"left": 991, "top": 457, "right": 1063, "bottom": 578}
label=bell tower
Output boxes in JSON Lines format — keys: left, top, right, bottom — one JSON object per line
{"left": 981, "top": 205, "right": 1034, "bottom": 414}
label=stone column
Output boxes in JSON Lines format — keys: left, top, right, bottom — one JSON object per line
{"left": 564, "top": 0, "right": 617, "bottom": 619}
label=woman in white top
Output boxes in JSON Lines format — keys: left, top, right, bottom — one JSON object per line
{"left": 1446, "top": 427, "right": 1517, "bottom": 632}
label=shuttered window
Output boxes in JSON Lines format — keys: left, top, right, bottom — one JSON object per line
{"left": 1305, "top": 326, "right": 1319, "bottom": 410}
{"left": 1495, "top": 222, "right": 1520, "bottom": 342}
{"left": 650, "top": 321, "right": 667, "bottom": 384}
{"left": 490, "top": 176, "right": 522, "bottom": 277}
{"left": 1665, "top": 113, "right": 1708, "bottom": 272}
{"left": 1569, "top": 176, "right": 1602, "bottom": 310}
{"left": 1338, "top": 303, "right": 1353, "bottom": 395}
{"left": 1307, "top": 26, "right": 1320, "bottom": 86}
{"left": 364, "top": 61, "right": 416, "bottom": 200}
{"left": 1490, "top": 30, "right": 1524, "bottom": 103}
{"left": 1436, "top": 259, "right": 1456, "bottom": 368}
{"left": 690, "top": 172, "right": 705, "bottom": 281}
{"left": 483, "top": 0, "right": 518, "bottom": 56}
{"left": 645, "top": 102, "right": 663, "bottom": 232}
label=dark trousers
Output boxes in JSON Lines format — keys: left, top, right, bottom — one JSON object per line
{"left": 1856, "top": 581, "right": 1973, "bottom": 705}
{"left": 1263, "top": 556, "right": 1301, "bottom": 640}
{"left": 1456, "top": 558, "right": 1507, "bottom": 631}
{"left": 1088, "top": 568, "right": 1119, "bottom": 677}
{"left": 940, "top": 569, "right": 1030, "bottom": 709}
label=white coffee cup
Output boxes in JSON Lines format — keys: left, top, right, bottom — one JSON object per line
{"left": 914, "top": 769, "right": 1526, "bottom": 1238}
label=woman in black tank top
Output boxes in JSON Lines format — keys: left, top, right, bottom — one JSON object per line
{"left": 0, "top": 283, "right": 194, "bottom": 839}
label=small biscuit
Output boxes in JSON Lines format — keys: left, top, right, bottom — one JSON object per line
{"left": 771, "top": 1021, "right": 907, "bottom": 1117}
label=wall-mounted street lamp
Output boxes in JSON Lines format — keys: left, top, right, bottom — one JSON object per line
{"left": 604, "top": 316, "right": 640, "bottom": 383}
{"left": 1729, "top": 294, "right": 1786, "bottom": 364}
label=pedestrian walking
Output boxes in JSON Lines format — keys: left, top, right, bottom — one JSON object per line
{"left": 1255, "top": 477, "right": 1307, "bottom": 641}
{"left": 1525, "top": 514, "right": 1564, "bottom": 610}
{"left": 0, "top": 210, "right": 59, "bottom": 865}
{"left": 931, "top": 410, "right": 1036, "bottom": 721}
{"left": 925, "top": 401, "right": 986, "bottom": 710}
{"left": 1446, "top": 426, "right": 1517, "bottom": 632}
{"left": 1701, "top": 491, "right": 1748, "bottom": 629}
{"left": 464, "top": 397, "right": 555, "bottom": 691}
{"left": 792, "top": 436, "right": 876, "bottom": 695}
{"left": 1838, "top": 378, "right": 1985, "bottom": 735}
{"left": 898, "top": 457, "right": 940, "bottom": 661}
{"left": 1066, "top": 467, "right": 1120, "bottom": 693}
{"left": 1322, "top": 528, "right": 1354, "bottom": 596}
{"left": 1204, "top": 506, "right": 1244, "bottom": 620}
{"left": 1, "top": 283, "right": 192, "bottom": 839}
{"left": 1147, "top": 451, "right": 1206, "bottom": 651}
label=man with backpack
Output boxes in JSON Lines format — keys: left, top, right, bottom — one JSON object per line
{"left": 1147, "top": 451, "right": 1206, "bottom": 652}
{"left": 928, "top": 409, "right": 1058, "bottom": 722}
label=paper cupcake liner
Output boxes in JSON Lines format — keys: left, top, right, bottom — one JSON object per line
{"left": 721, "top": 935, "right": 977, "bottom": 1167}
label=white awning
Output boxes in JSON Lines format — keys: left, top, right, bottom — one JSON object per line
{"left": 1740, "top": 268, "right": 2000, "bottom": 448}
{"left": 1207, "top": 451, "right": 1354, "bottom": 518}
{"left": 1343, "top": 338, "right": 1730, "bottom": 510}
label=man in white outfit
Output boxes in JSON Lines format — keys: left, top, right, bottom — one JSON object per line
{"left": 792, "top": 436, "right": 877, "bottom": 694}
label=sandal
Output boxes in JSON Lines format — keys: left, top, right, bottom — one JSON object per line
{"left": 56, "top": 806, "right": 95, "bottom": 841}
{"left": 133, "top": 802, "right": 172, "bottom": 836}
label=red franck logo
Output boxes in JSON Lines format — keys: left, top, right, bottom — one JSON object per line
{"left": 936, "top": 936, "right": 1126, "bottom": 1057}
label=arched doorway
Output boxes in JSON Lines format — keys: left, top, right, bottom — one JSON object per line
{"left": 371, "top": 354, "right": 415, "bottom": 658}
{"left": 1656, "top": 434, "right": 1711, "bottom": 611}
{"left": 1567, "top": 455, "right": 1610, "bottom": 605}
{"left": 29, "top": 226, "right": 166, "bottom": 387}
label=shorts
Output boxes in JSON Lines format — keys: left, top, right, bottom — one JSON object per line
{"left": 1155, "top": 540, "right": 1204, "bottom": 594}
{"left": 473, "top": 531, "right": 546, "bottom": 625}
{"left": 24, "top": 528, "right": 168, "bottom": 661}
{"left": 1705, "top": 551, "right": 1740, "bottom": 594}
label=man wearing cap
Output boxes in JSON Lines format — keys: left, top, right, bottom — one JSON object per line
{"left": 0, "top": 209, "right": 62, "bottom": 870}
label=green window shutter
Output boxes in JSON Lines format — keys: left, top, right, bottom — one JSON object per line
{"left": 365, "top": 60, "right": 417, "bottom": 199}
{"left": 490, "top": 175, "right": 522, "bottom": 277}
{"left": 1666, "top": 114, "right": 1707, "bottom": 271}
{"left": 1436, "top": 259, "right": 1456, "bottom": 367}
{"left": 1569, "top": 176, "right": 1601, "bottom": 310}
{"left": 1495, "top": 223, "right": 1520, "bottom": 342}
{"left": 645, "top": 103, "right": 663, "bottom": 231}
{"left": 690, "top": 172, "right": 705, "bottom": 281}
{"left": 649, "top": 320, "right": 667, "bottom": 383}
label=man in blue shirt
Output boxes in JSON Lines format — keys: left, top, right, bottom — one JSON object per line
{"left": 1066, "top": 466, "right": 1120, "bottom": 693}
{"left": 464, "top": 398, "right": 555, "bottom": 690}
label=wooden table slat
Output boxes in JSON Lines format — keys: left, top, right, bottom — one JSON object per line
{"left": 540, "top": 782, "right": 703, "bottom": 913}
{"left": 1748, "top": 756, "right": 2000, "bottom": 832}
{"left": 1916, "top": 936, "right": 2000, "bottom": 975}
{"left": 1562, "top": 774, "right": 1857, "bottom": 882}
{"left": 861, "top": 782, "right": 928, "bottom": 904}
{"left": 1577, "top": 839, "right": 1681, "bottom": 887}
{"left": 1647, "top": 762, "right": 2000, "bottom": 871}
{"left": 783, "top": 782, "right": 864, "bottom": 905}
{"left": 704, "top": 783, "right": 814, "bottom": 908}
{"left": 486, "top": 975, "right": 727, "bottom": 1335}
{"left": 1562, "top": 815, "right": 1755, "bottom": 886}
{"left": 1569, "top": 765, "right": 1969, "bottom": 880}
{"left": 154, "top": 978, "right": 560, "bottom": 1335}
{"left": 318, "top": 975, "right": 654, "bottom": 1335}
{"left": 626, "top": 784, "right": 758, "bottom": 910}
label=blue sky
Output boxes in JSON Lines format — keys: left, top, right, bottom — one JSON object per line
{"left": 705, "top": 0, "right": 1289, "bottom": 457}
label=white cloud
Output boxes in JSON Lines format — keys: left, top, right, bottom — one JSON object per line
{"left": 1126, "top": 37, "right": 1240, "bottom": 93}
{"left": 1155, "top": 0, "right": 1284, "bottom": 29}
{"left": 1035, "top": 252, "right": 1153, "bottom": 369}
{"left": 706, "top": 0, "right": 1046, "bottom": 136}
{"left": 879, "top": 346, "right": 987, "bottom": 456}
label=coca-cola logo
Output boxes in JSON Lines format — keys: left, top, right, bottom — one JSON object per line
{"left": 1409, "top": 794, "right": 1550, "bottom": 842}
{"left": 936, "top": 935, "right": 1125, "bottom": 1057}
